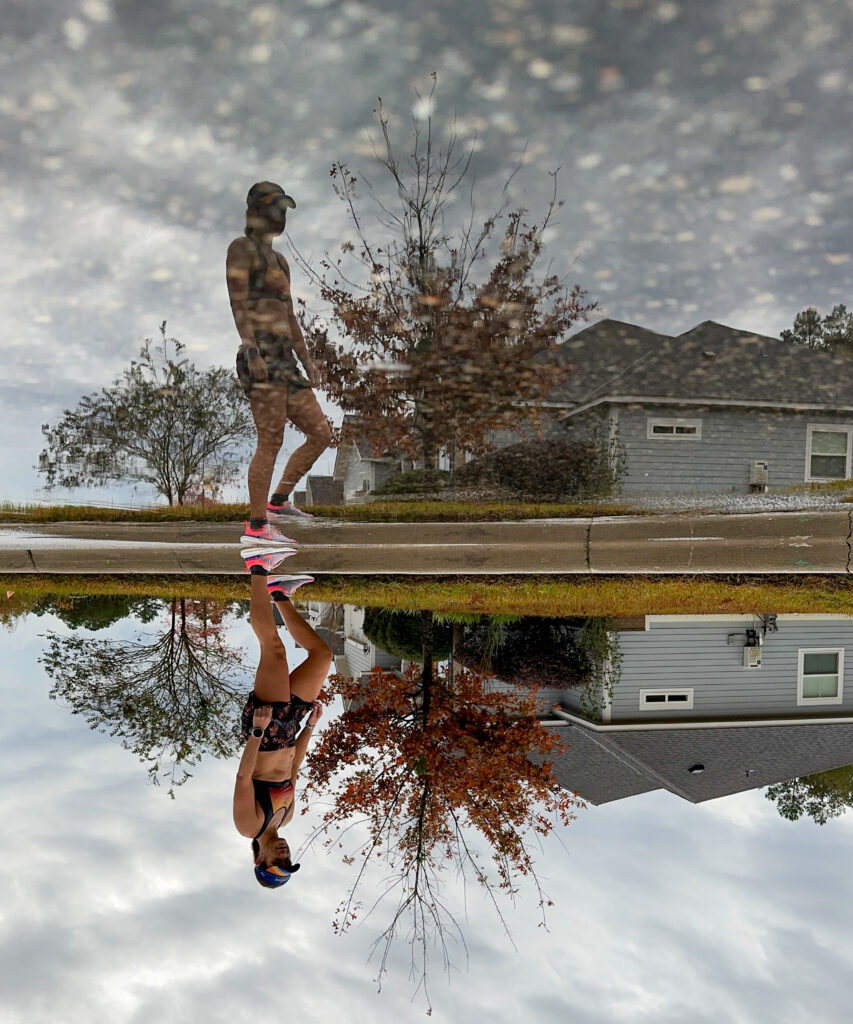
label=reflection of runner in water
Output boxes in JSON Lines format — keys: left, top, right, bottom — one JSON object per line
{"left": 233, "top": 550, "right": 331, "bottom": 888}
{"left": 226, "top": 181, "right": 332, "bottom": 540}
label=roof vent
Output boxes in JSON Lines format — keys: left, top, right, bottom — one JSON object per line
{"left": 702, "top": 350, "right": 716, "bottom": 360}
{"left": 687, "top": 763, "right": 705, "bottom": 774}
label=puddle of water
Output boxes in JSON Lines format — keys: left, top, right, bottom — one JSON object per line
{"left": 3, "top": 589, "right": 853, "bottom": 1018}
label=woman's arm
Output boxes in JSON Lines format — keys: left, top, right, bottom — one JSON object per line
{"left": 233, "top": 736, "right": 263, "bottom": 836}
{"left": 289, "top": 703, "right": 323, "bottom": 785}
{"left": 288, "top": 724, "right": 313, "bottom": 782}
{"left": 232, "top": 706, "right": 271, "bottom": 836}
{"left": 226, "top": 238, "right": 257, "bottom": 349}
{"left": 278, "top": 254, "right": 321, "bottom": 386}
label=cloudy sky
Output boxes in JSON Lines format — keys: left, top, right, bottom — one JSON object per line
{"left": 3, "top": 605, "right": 853, "bottom": 1024}
{"left": 3, "top": 0, "right": 853, "bottom": 506}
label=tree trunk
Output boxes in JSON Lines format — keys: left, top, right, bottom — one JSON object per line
{"left": 451, "top": 622, "right": 464, "bottom": 689}
{"left": 420, "top": 610, "right": 434, "bottom": 723}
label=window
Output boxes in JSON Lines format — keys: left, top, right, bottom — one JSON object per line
{"left": 806, "top": 425, "right": 852, "bottom": 481}
{"left": 639, "top": 689, "right": 694, "bottom": 709}
{"left": 647, "top": 417, "right": 702, "bottom": 439}
{"left": 797, "top": 649, "right": 844, "bottom": 705}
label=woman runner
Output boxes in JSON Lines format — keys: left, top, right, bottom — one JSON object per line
{"left": 226, "top": 181, "right": 332, "bottom": 542}
{"left": 233, "top": 549, "right": 331, "bottom": 887}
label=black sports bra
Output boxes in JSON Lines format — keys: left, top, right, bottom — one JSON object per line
{"left": 248, "top": 238, "right": 290, "bottom": 302}
{"left": 252, "top": 777, "right": 294, "bottom": 839}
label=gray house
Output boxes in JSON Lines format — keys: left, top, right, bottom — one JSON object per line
{"left": 332, "top": 319, "right": 853, "bottom": 500}
{"left": 545, "top": 614, "right": 853, "bottom": 804}
{"left": 542, "top": 318, "right": 853, "bottom": 495}
{"left": 561, "top": 614, "right": 853, "bottom": 723}
{"left": 332, "top": 414, "right": 409, "bottom": 502}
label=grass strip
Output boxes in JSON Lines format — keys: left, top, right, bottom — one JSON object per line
{"left": 0, "top": 499, "right": 634, "bottom": 524}
{"left": 3, "top": 574, "right": 853, "bottom": 617}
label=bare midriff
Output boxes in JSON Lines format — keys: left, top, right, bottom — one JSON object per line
{"left": 252, "top": 746, "right": 296, "bottom": 782}
{"left": 246, "top": 294, "right": 292, "bottom": 335}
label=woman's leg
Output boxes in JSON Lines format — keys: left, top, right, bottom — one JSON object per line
{"left": 250, "top": 572, "right": 291, "bottom": 703}
{"left": 270, "top": 389, "right": 332, "bottom": 499}
{"left": 271, "top": 596, "right": 332, "bottom": 703}
{"left": 247, "top": 389, "right": 288, "bottom": 522}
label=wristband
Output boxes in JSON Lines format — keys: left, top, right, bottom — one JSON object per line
{"left": 245, "top": 346, "right": 260, "bottom": 359}
{"left": 250, "top": 726, "right": 264, "bottom": 739}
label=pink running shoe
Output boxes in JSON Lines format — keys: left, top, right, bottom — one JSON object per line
{"left": 267, "top": 574, "right": 315, "bottom": 598}
{"left": 240, "top": 520, "right": 297, "bottom": 547}
{"left": 267, "top": 500, "right": 314, "bottom": 522}
{"left": 241, "top": 548, "right": 298, "bottom": 574}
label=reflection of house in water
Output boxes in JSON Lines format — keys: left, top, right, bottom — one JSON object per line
{"left": 340, "top": 605, "right": 402, "bottom": 675}
{"left": 327, "top": 605, "right": 404, "bottom": 710}
{"left": 548, "top": 615, "right": 853, "bottom": 805}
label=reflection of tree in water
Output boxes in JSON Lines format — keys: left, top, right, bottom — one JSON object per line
{"left": 365, "top": 610, "right": 619, "bottom": 723}
{"left": 1, "top": 591, "right": 162, "bottom": 632}
{"left": 303, "top": 610, "right": 579, "bottom": 1009}
{"left": 42, "top": 593, "right": 162, "bottom": 631}
{"left": 454, "top": 615, "right": 590, "bottom": 687}
{"left": 766, "top": 765, "right": 853, "bottom": 825}
{"left": 363, "top": 609, "right": 614, "bottom": 695}
{"left": 40, "top": 597, "right": 249, "bottom": 795}
{"left": 363, "top": 606, "right": 452, "bottom": 661}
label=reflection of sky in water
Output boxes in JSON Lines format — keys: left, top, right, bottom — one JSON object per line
{"left": 4, "top": 0, "right": 853, "bottom": 502}
{"left": 4, "top": 605, "right": 853, "bottom": 1022}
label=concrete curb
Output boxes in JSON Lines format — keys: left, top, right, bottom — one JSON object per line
{"left": 0, "top": 510, "right": 850, "bottom": 574}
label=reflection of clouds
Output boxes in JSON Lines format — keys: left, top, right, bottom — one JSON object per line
{"left": 7, "top": 615, "right": 853, "bottom": 1020}
{"left": 4, "top": 0, "right": 853, "bottom": 497}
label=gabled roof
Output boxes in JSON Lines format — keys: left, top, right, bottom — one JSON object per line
{"left": 553, "top": 318, "right": 853, "bottom": 415}
{"left": 547, "top": 724, "right": 660, "bottom": 804}
{"left": 549, "top": 720, "right": 853, "bottom": 805}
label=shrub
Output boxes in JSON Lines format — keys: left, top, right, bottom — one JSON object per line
{"left": 454, "top": 438, "right": 612, "bottom": 499}
{"left": 372, "top": 468, "right": 452, "bottom": 495}
{"left": 455, "top": 616, "right": 590, "bottom": 688}
{"left": 362, "top": 607, "right": 453, "bottom": 661}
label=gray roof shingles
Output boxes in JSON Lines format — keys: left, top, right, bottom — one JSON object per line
{"left": 552, "top": 318, "right": 853, "bottom": 411}
{"left": 547, "top": 724, "right": 661, "bottom": 805}
{"left": 550, "top": 720, "right": 853, "bottom": 806}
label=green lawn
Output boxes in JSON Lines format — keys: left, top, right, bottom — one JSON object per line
{"left": 3, "top": 573, "right": 853, "bottom": 617}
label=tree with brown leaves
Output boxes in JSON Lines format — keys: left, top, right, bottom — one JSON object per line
{"left": 297, "top": 81, "right": 595, "bottom": 472}
{"left": 301, "top": 653, "right": 580, "bottom": 1009}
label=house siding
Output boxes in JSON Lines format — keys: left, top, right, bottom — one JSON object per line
{"left": 343, "top": 638, "right": 401, "bottom": 676}
{"left": 341, "top": 451, "right": 369, "bottom": 501}
{"left": 340, "top": 446, "right": 403, "bottom": 501}
{"left": 615, "top": 405, "right": 853, "bottom": 494}
{"left": 342, "top": 605, "right": 402, "bottom": 674}
{"left": 610, "top": 619, "right": 853, "bottom": 721}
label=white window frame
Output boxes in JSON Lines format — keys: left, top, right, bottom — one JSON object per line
{"left": 639, "top": 688, "right": 694, "bottom": 710}
{"left": 805, "top": 424, "right": 853, "bottom": 482}
{"left": 797, "top": 648, "right": 844, "bottom": 706}
{"left": 646, "top": 417, "right": 702, "bottom": 440}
